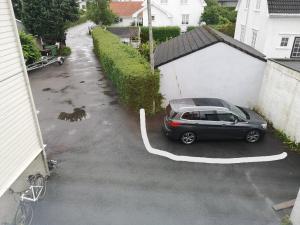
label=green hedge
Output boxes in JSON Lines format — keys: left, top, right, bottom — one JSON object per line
{"left": 92, "top": 28, "right": 161, "bottom": 113}
{"left": 19, "top": 32, "right": 41, "bottom": 65}
{"left": 140, "top": 26, "right": 180, "bottom": 43}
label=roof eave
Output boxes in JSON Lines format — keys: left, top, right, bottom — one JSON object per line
{"left": 269, "top": 13, "right": 300, "bottom": 18}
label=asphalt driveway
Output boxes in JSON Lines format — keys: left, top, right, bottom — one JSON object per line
{"left": 28, "top": 23, "right": 300, "bottom": 225}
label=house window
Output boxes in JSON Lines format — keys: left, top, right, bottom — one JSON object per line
{"left": 181, "top": 0, "right": 188, "bottom": 4}
{"left": 251, "top": 30, "right": 258, "bottom": 47}
{"left": 255, "top": 0, "right": 261, "bottom": 9}
{"left": 240, "top": 25, "right": 246, "bottom": 42}
{"left": 160, "top": 0, "right": 168, "bottom": 4}
{"left": 280, "top": 37, "right": 289, "bottom": 47}
{"left": 246, "top": 0, "right": 250, "bottom": 8}
{"left": 291, "top": 37, "right": 300, "bottom": 58}
{"left": 182, "top": 14, "right": 189, "bottom": 24}
{"left": 151, "top": 15, "right": 155, "bottom": 21}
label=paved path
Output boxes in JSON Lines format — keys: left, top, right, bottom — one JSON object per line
{"left": 29, "top": 23, "right": 300, "bottom": 225}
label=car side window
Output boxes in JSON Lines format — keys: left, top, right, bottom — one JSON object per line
{"left": 182, "top": 111, "right": 201, "bottom": 120}
{"left": 218, "top": 113, "right": 236, "bottom": 122}
{"left": 199, "top": 111, "right": 219, "bottom": 121}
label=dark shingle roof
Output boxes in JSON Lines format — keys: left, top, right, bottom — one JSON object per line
{"left": 154, "top": 26, "right": 266, "bottom": 67}
{"left": 270, "top": 59, "right": 300, "bottom": 73}
{"left": 107, "top": 27, "right": 139, "bottom": 39}
{"left": 267, "top": 0, "right": 300, "bottom": 14}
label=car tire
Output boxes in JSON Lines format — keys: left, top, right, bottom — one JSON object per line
{"left": 180, "top": 132, "right": 196, "bottom": 145}
{"left": 245, "top": 129, "right": 261, "bottom": 143}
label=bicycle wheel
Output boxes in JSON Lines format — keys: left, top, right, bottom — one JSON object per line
{"left": 14, "top": 203, "right": 33, "bottom": 225}
{"left": 32, "top": 174, "right": 46, "bottom": 200}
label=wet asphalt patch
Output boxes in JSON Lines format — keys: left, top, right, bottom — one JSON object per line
{"left": 58, "top": 107, "right": 86, "bottom": 122}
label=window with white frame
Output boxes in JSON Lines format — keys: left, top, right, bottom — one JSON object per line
{"left": 251, "top": 30, "right": 258, "bottom": 47}
{"left": 255, "top": 0, "right": 261, "bottom": 9}
{"left": 280, "top": 37, "right": 289, "bottom": 47}
{"left": 291, "top": 37, "right": 300, "bottom": 58}
{"left": 240, "top": 25, "right": 246, "bottom": 42}
{"left": 151, "top": 15, "right": 155, "bottom": 21}
{"left": 246, "top": 0, "right": 250, "bottom": 8}
{"left": 160, "top": 0, "right": 168, "bottom": 4}
{"left": 181, "top": 0, "right": 188, "bottom": 4}
{"left": 182, "top": 14, "right": 189, "bottom": 24}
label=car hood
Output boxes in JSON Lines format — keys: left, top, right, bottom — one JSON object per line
{"left": 242, "top": 108, "right": 266, "bottom": 124}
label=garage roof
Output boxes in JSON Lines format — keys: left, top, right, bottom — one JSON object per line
{"left": 267, "top": 0, "right": 300, "bottom": 14}
{"left": 270, "top": 59, "right": 300, "bottom": 73}
{"left": 154, "top": 26, "right": 266, "bottom": 68}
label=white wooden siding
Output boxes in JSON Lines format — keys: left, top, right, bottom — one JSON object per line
{"left": 0, "top": 0, "right": 45, "bottom": 197}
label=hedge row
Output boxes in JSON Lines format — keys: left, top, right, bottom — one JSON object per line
{"left": 140, "top": 26, "right": 181, "bottom": 43}
{"left": 92, "top": 28, "right": 161, "bottom": 113}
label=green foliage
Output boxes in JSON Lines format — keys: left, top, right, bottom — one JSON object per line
{"left": 187, "top": 26, "right": 197, "bottom": 32}
{"left": 22, "top": 0, "right": 79, "bottom": 44}
{"left": 92, "top": 28, "right": 161, "bottom": 113}
{"left": 140, "top": 26, "right": 181, "bottom": 43}
{"left": 12, "top": 0, "right": 22, "bottom": 20}
{"left": 281, "top": 215, "right": 293, "bottom": 225}
{"left": 274, "top": 129, "right": 300, "bottom": 152}
{"left": 86, "top": 0, "right": 116, "bottom": 25}
{"left": 138, "top": 41, "right": 157, "bottom": 62}
{"left": 59, "top": 46, "right": 72, "bottom": 56}
{"left": 19, "top": 32, "right": 41, "bottom": 65}
{"left": 202, "top": 0, "right": 237, "bottom": 25}
{"left": 65, "top": 14, "right": 88, "bottom": 29}
{"left": 211, "top": 23, "right": 236, "bottom": 37}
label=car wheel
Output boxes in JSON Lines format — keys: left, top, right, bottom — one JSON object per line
{"left": 181, "top": 132, "right": 196, "bottom": 145}
{"left": 245, "top": 130, "right": 261, "bottom": 143}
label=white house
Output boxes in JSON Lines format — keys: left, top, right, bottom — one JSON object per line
{"left": 111, "top": 0, "right": 206, "bottom": 32}
{"left": 77, "top": 0, "right": 87, "bottom": 11}
{"left": 218, "top": 0, "right": 238, "bottom": 7}
{"left": 0, "top": 0, "right": 49, "bottom": 223}
{"left": 155, "top": 26, "right": 266, "bottom": 108}
{"left": 234, "top": 0, "right": 300, "bottom": 59}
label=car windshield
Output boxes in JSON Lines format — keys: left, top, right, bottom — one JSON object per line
{"left": 226, "top": 102, "right": 247, "bottom": 120}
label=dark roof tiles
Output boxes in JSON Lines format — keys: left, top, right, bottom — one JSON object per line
{"left": 154, "top": 26, "right": 266, "bottom": 67}
{"left": 267, "top": 0, "right": 300, "bottom": 14}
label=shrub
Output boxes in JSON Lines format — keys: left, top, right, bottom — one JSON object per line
{"left": 138, "top": 41, "right": 157, "bottom": 62}
{"left": 211, "top": 22, "right": 236, "bottom": 37}
{"left": 140, "top": 26, "right": 180, "bottom": 43}
{"left": 187, "top": 26, "right": 198, "bottom": 32}
{"left": 281, "top": 215, "right": 293, "bottom": 225}
{"left": 92, "top": 28, "right": 161, "bottom": 113}
{"left": 19, "top": 32, "right": 41, "bottom": 65}
{"left": 59, "top": 46, "right": 72, "bottom": 56}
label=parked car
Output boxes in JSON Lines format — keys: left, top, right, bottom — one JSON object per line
{"left": 162, "top": 98, "right": 267, "bottom": 145}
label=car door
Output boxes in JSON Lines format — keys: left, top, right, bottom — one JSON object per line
{"left": 217, "top": 112, "right": 247, "bottom": 139}
{"left": 195, "top": 110, "right": 224, "bottom": 140}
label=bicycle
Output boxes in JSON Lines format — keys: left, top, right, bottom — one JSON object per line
{"left": 14, "top": 174, "right": 47, "bottom": 225}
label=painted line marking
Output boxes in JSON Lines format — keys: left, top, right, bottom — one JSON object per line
{"left": 139, "top": 109, "right": 287, "bottom": 164}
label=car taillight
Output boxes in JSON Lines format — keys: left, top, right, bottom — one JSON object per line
{"left": 168, "top": 120, "right": 181, "bottom": 127}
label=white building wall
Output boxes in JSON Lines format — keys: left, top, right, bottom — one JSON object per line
{"left": 112, "top": 17, "right": 134, "bottom": 27}
{"left": 257, "top": 60, "right": 300, "bottom": 143}
{"left": 159, "top": 42, "right": 266, "bottom": 108}
{"left": 0, "top": 0, "right": 48, "bottom": 200}
{"left": 234, "top": 0, "right": 300, "bottom": 58}
{"left": 141, "top": 0, "right": 205, "bottom": 31}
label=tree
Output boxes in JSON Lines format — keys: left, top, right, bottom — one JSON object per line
{"left": 201, "top": 0, "right": 236, "bottom": 25}
{"left": 12, "top": 0, "right": 22, "bottom": 20}
{"left": 22, "top": 0, "right": 79, "bottom": 44}
{"left": 86, "top": 0, "right": 116, "bottom": 25}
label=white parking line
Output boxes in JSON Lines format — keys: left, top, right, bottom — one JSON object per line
{"left": 140, "top": 109, "right": 287, "bottom": 164}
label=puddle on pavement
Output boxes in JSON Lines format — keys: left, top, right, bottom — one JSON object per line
{"left": 42, "top": 88, "right": 58, "bottom": 93}
{"left": 109, "top": 100, "right": 118, "bottom": 105}
{"left": 62, "top": 99, "right": 74, "bottom": 106}
{"left": 103, "top": 90, "right": 116, "bottom": 97}
{"left": 58, "top": 107, "right": 86, "bottom": 122}
{"left": 56, "top": 73, "right": 70, "bottom": 78}
{"left": 60, "top": 85, "right": 74, "bottom": 93}
{"left": 98, "top": 78, "right": 104, "bottom": 81}
{"left": 80, "top": 81, "right": 85, "bottom": 83}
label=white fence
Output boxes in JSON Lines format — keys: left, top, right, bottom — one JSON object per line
{"left": 257, "top": 60, "right": 300, "bottom": 143}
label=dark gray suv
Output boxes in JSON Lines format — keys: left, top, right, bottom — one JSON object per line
{"left": 162, "top": 98, "right": 267, "bottom": 145}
